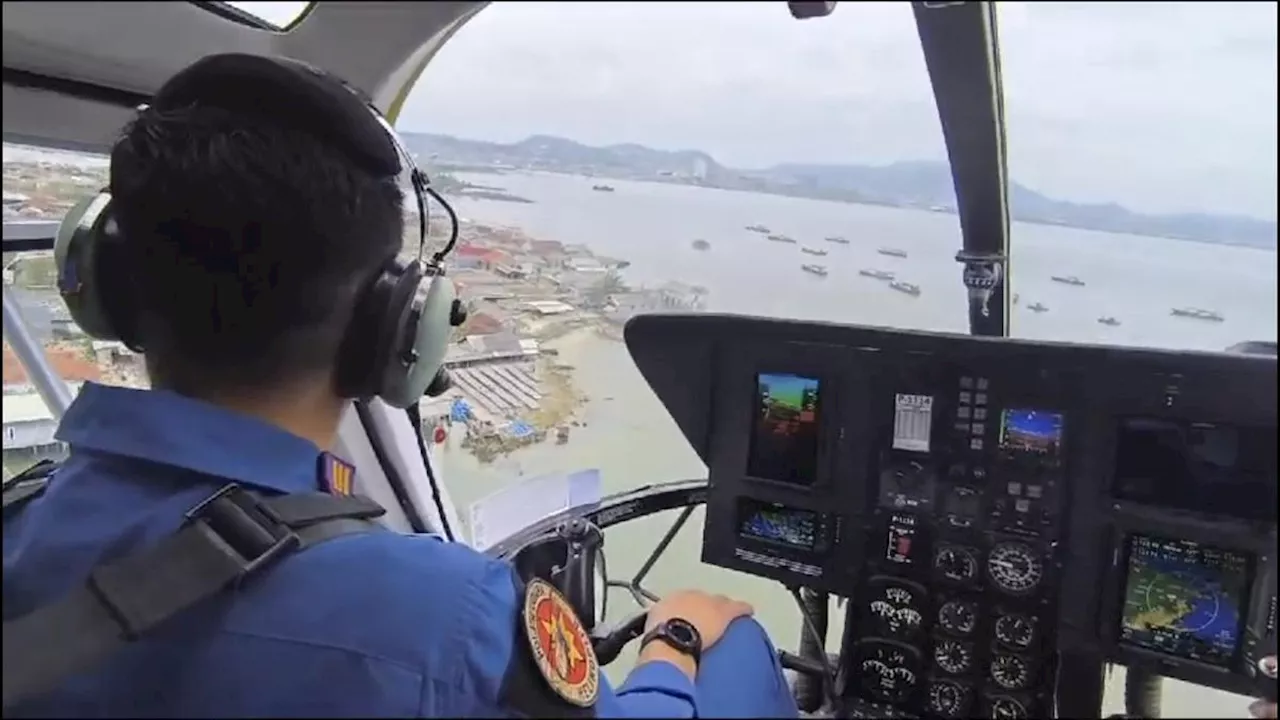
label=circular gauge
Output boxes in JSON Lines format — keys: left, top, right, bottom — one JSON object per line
{"left": 934, "top": 545, "right": 979, "bottom": 583}
{"left": 995, "top": 613, "right": 1036, "bottom": 650}
{"left": 857, "top": 642, "right": 921, "bottom": 704}
{"left": 927, "top": 679, "right": 972, "bottom": 718}
{"left": 990, "top": 653, "right": 1032, "bottom": 690}
{"left": 867, "top": 581, "right": 925, "bottom": 638}
{"left": 987, "top": 542, "right": 1044, "bottom": 594}
{"left": 932, "top": 638, "right": 973, "bottom": 675}
{"left": 937, "top": 599, "right": 979, "bottom": 636}
{"left": 989, "top": 694, "right": 1030, "bottom": 719}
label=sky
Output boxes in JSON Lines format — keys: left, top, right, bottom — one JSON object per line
{"left": 237, "top": 2, "right": 1276, "bottom": 220}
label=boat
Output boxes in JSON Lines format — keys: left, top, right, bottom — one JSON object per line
{"left": 1050, "top": 275, "right": 1086, "bottom": 286}
{"left": 1171, "top": 307, "right": 1225, "bottom": 322}
{"left": 800, "top": 264, "right": 829, "bottom": 277}
{"left": 1027, "top": 302, "right": 1049, "bottom": 313}
{"left": 766, "top": 234, "right": 797, "bottom": 244}
{"left": 745, "top": 224, "right": 771, "bottom": 233}
{"left": 800, "top": 246, "right": 828, "bottom": 257}
{"left": 824, "top": 236, "right": 850, "bottom": 245}
{"left": 888, "top": 280, "right": 921, "bottom": 296}
{"left": 859, "top": 268, "right": 895, "bottom": 281}
{"left": 691, "top": 239, "right": 710, "bottom": 251}
{"left": 591, "top": 184, "right": 615, "bottom": 192}
{"left": 1098, "top": 316, "right": 1121, "bottom": 326}
{"left": 877, "top": 247, "right": 908, "bottom": 258}
{"left": 1012, "top": 293, "right": 1020, "bottom": 305}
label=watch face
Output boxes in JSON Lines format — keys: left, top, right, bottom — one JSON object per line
{"left": 667, "top": 619, "right": 700, "bottom": 649}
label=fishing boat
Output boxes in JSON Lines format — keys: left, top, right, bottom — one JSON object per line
{"left": 1028, "top": 302, "right": 1050, "bottom": 313}
{"left": 745, "top": 224, "right": 771, "bottom": 233}
{"left": 767, "top": 233, "right": 797, "bottom": 244}
{"left": 1097, "top": 316, "right": 1121, "bottom": 326}
{"left": 877, "top": 247, "right": 908, "bottom": 258}
{"left": 691, "top": 239, "right": 711, "bottom": 251}
{"left": 591, "top": 184, "right": 615, "bottom": 192}
{"left": 1171, "top": 307, "right": 1225, "bottom": 322}
{"left": 801, "top": 264, "right": 829, "bottom": 277}
{"left": 1051, "top": 275, "right": 1086, "bottom": 286}
{"left": 888, "top": 280, "right": 921, "bottom": 296}
{"left": 1, "top": 6, "right": 1270, "bottom": 720}
{"left": 859, "top": 268, "right": 895, "bottom": 280}
{"left": 824, "top": 235, "right": 850, "bottom": 245}
{"left": 800, "top": 246, "right": 828, "bottom": 256}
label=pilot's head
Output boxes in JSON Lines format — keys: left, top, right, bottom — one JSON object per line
{"left": 108, "top": 55, "right": 404, "bottom": 441}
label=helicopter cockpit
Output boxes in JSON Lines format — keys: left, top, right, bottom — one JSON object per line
{"left": 3, "top": 2, "right": 1276, "bottom": 718}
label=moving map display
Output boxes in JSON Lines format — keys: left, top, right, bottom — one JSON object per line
{"left": 1119, "top": 534, "right": 1251, "bottom": 667}
{"left": 999, "top": 409, "right": 1064, "bottom": 456}
{"left": 736, "top": 497, "right": 820, "bottom": 552}
{"left": 748, "top": 372, "right": 822, "bottom": 486}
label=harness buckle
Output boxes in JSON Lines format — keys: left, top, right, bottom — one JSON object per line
{"left": 184, "top": 484, "right": 301, "bottom": 581}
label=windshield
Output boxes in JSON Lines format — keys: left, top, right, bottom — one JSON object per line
{"left": 2, "top": 1, "right": 1274, "bottom": 714}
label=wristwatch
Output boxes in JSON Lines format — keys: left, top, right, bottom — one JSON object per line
{"left": 640, "top": 618, "right": 703, "bottom": 665}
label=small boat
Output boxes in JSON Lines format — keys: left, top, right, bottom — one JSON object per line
{"left": 767, "top": 234, "right": 798, "bottom": 244}
{"left": 801, "top": 246, "right": 828, "bottom": 256}
{"left": 591, "top": 184, "right": 615, "bottom": 192}
{"left": 1050, "top": 275, "right": 1086, "bottom": 286}
{"left": 877, "top": 247, "right": 908, "bottom": 258}
{"left": 1097, "top": 316, "right": 1121, "bottom": 326}
{"left": 801, "top": 264, "right": 829, "bottom": 277}
{"left": 1012, "top": 293, "right": 1020, "bottom": 305}
{"left": 889, "top": 280, "right": 921, "bottom": 296}
{"left": 1027, "top": 302, "right": 1049, "bottom": 313}
{"left": 691, "top": 239, "right": 711, "bottom": 251}
{"left": 1171, "top": 307, "right": 1224, "bottom": 322}
{"left": 745, "top": 224, "right": 771, "bottom": 233}
{"left": 859, "top": 268, "right": 895, "bottom": 281}
{"left": 825, "top": 236, "right": 850, "bottom": 245}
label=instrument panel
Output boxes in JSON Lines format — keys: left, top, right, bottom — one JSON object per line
{"left": 622, "top": 315, "right": 1277, "bottom": 719}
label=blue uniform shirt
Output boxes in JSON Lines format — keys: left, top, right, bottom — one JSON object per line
{"left": 4, "top": 383, "right": 723, "bottom": 718}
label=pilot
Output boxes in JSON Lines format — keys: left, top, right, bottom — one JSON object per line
{"left": 1, "top": 55, "right": 798, "bottom": 718}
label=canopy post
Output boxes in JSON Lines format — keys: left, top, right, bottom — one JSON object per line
{"left": 3, "top": 283, "right": 74, "bottom": 420}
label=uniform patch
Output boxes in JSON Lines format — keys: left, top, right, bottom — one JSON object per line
{"left": 318, "top": 452, "right": 356, "bottom": 496}
{"left": 523, "top": 578, "right": 600, "bottom": 707}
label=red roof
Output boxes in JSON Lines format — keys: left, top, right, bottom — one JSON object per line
{"left": 3, "top": 343, "right": 103, "bottom": 386}
{"left": 462, "top": 312, "right": 505, "bottom": 336}
{"left": 455, "top": 245, "right": 509, "bottom": 264}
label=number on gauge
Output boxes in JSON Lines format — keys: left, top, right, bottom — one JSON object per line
{"left": 932, "top": 638, "right": 974, "bottom": 675}
{"left": 995, "top": 612, "right": 1036, "bottom": 650}
{"left": 934, "top": 544, "right": 979, "bottom": 583}
{"left": 937, "top": 598, "right": 978, "bottom": 636}
{"left": 857, "top": 643, "right": 920, "bottom": 704}
{"left": 987, "top": 542, "right": 1043, "bottom": 594}
{"left": 990, "top": 653, "right": 1032, "bottom": 690}
{"left": 867, "top": 582, "right": 925, "bottom": 638}
{"left": 989, "top": 694, "right": 1030, "bottom": 719}
{"left": 927, "top": 679, "right": 972, "bottom": 718}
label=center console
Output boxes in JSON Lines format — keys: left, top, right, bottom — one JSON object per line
{"left": 624, "top": 314, "right": 1277, "bottom": 719}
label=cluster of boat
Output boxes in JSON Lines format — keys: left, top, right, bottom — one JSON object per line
{"left": 1016, "top": 277, "right": 1226, "bottom": 327}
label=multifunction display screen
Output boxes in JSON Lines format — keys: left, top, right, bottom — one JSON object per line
{"left": 747, "top": 372, "right": 822, "bottom": 486}
{"left": 998, "top": 409, "right": 1065, "bottom": 456}
{"left": 1119, "top": 534, "right": 1251, "bottom": 668}
{"left": 1113, "top": 418, "right": 1277, "bottom": 522}
{"left": 736, "top": 497, "right": 825, "bottom": 553}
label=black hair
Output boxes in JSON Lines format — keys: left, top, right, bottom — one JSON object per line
{"left": 109, "top": 103, "right": 404, "bottom": 398}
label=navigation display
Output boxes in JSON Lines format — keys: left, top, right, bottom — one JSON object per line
{"left": 747, "top": 372, "right": 822, "bottom": 486}
{"left": 1119, "top": 534, "right": 1251, "bottom": 667}
{"left": 1113, "top": 418, "right": 1277, "bottom": 522}
{"left": 998, "top": 409, "right": 1064, "bottom": 456}
{"left": 736, "top": 497, "right": 821, "bottom": 552}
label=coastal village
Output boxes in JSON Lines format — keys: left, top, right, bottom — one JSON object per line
{"left": 3, "top": 154, "right": 708, "bottom": 472}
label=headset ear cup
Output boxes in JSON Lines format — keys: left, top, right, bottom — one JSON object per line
{"left": 380, "top": 274, "right": 457, "bottom": 409}
{"left": 54, "top": 193, "right": 123, "bottom": 341}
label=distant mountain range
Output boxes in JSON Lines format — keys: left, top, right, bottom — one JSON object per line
{"left": 402, "top": 132, "right": 1277, "bottom": 250}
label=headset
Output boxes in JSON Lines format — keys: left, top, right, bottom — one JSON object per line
{"left": 52, "top": 53, "right": 466, "bottom": 409}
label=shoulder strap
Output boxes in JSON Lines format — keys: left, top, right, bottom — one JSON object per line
{"left": 1, "top": 484, "right": 386, "bottom": 711}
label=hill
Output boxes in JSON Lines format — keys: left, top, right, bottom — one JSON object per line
{"left": 402, "top": 132, "right": 1277, "bottom": 250}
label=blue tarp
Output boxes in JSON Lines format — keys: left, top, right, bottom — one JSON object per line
{"left": 506, "top": 420, "right": 535, "bottom": 438}
{"left": 450, "top": 398, "right": 473, "bottom": 422}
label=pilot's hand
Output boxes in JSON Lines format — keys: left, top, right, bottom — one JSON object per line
{"left": 1249, "top": 656, "right": 1277, "bottom": 719}
{"left": 646, "top": 589, "right": 754, "bottom": 650}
